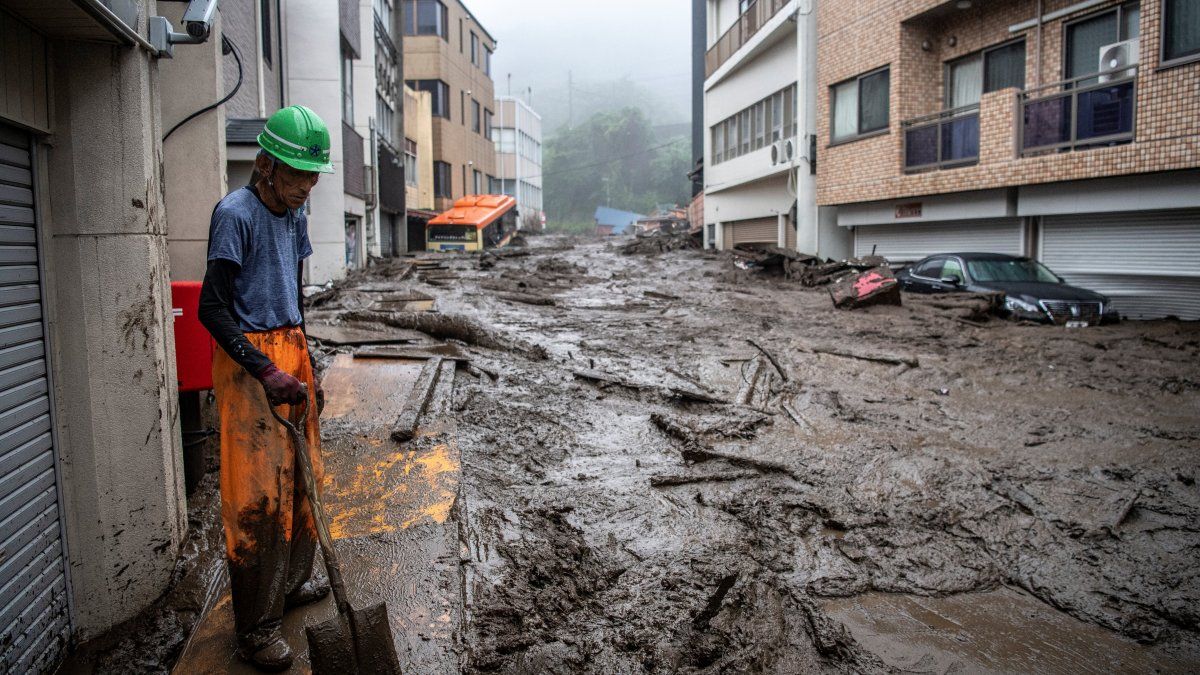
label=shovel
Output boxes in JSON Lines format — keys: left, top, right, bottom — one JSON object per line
{"left": 269, "top": 392, "right": 404, "bottom": 675}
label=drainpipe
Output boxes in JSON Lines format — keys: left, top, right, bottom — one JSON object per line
{"left": 1035, "top": 0, "right": 1043, "bottom": 87}
{"left": 254, "top": 0, "right": 267, "bottom": 116}
{"left": 794, "top": 0, "right": 818, "bottom": 254}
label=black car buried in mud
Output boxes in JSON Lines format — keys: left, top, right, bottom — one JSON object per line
{"left": 896, "top": 253, "right": 1118, "bottom": 326}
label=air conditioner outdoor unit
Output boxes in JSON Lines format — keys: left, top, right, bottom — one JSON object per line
{"left": 770, "top": 139, "right": 796, "bottom": 166}
{"left": 1098, "top": 38, "right": 1139, "bottom": 83}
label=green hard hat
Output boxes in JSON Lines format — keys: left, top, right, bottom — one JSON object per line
{"left": 257, "top": 105, "right": 336, "bottom": 174}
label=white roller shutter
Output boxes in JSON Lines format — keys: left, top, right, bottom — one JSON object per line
{"left": 853, "top": 218, "right": 1023, "bottom": 262}
{"left": 730, "top": 218, "right": 778, "bottom": 246}
{"left": 1041, "top": 210, "right": 1200, "bottom": 320}
{"left": 0, "top": 123, "right": 70, "bottom": 673}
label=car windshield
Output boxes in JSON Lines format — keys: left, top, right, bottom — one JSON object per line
{"left": 966, "top": 258, "right": 1060, "bottom": 283}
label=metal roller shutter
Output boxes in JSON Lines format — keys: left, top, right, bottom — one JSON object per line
{"left": 0, "top": 123, "right": 70, "bottom": 673}
{"left": 1041, "top": 210, "right": 1200, "bottom": 320}
{"left": 853, "top": 218, "right": 1023, "bottom": 262}
{"left": 730, "top": 218, "right": 778, "bottom": 246}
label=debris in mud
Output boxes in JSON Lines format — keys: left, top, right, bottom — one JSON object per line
{"left": 829, "top": 266, "right": 902, "bottom": 309}
{"left": 620, "top": 229, "right": 701, "bottom": 256}
{"left": 731, "top": 244, "right": 818, "bottom": 279}
{"left": 340, "top": 309, "right": 548, "bottom": 360}
{"left": 910, "top": 291, "right": 1006, "bottom": 322}
{"left": 392, "top": 357, "right": 448, "bottom": 442}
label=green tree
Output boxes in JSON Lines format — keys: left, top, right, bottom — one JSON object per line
{"left": 544, "top": 108, "right": 691, "bottom": 229}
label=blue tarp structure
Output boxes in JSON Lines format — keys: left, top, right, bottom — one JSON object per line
{"left": 594, "top": 206, "right": 646, "bottom": 235}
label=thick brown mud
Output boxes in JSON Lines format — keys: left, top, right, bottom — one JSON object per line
{"left": 299, "top": 235, "right": 1200, "bottom": 672}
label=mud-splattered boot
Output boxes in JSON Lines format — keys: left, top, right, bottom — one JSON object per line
{"left": 285, "top": 573, "right": 331, "bottom": 610}
{"left": 238, "top": 633, "right": 294, "bottom": 672}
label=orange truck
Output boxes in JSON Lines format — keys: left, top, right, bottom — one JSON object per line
{"left": 425, "top": 195, "right": 519, "bottom": 252}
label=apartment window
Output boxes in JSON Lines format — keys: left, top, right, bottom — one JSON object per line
{"left": 433, "top": 161, "right": 451, "bottom": 197}
{"left": 461, "top": 91, "right": 466, "bottom": 126}
{"left": 407, "top": 79, "right": 450, "bottom": 119}
{"left": 739, "top": 0, "right": 751, "bottom": 13}
{"left": 404, "top": 139, "right": 418, "bottom": 187}
{"left": 710, "top": 83, "right": 796, "bottom": 165}
{"left": 402, "top": 0, "right": 448, "bottom": 40}
{"left": 261, "top": 0, "right": 273, "bottom": 66}
{"left": 496, "top": 128, "right": 516, "bottom": 154}
{"left": 1162, "top": 0, "right": 1200, "bottom": 65}
{"left": 472, "top": 99, "right": 481, "bottom": 133}
{"left": 484, "top": 48, "right": 493, "bottom": 76}
{"left": 473, "top": 170, "right": 483, "bottom": 194}
{"left": 945, "top": 40, "right": 1025, "bottom": 109}
{"left": 459, "top": 18, "right": 464, "bottom": 52}
{"left": 1066, "top": 2, "right": 1139, "bottom": 81}
{"left": 341, "top": 47, "right": 354, "bottom": 122}
{"left": 831, "top": 67, "right": 890, "bottom": 143}
{"left": 376, "top": 95, "right": 395, "bottom": 145}
{"left": 484, "top": 109, "right": 494, "bottom": 140}
{"left": 471, "top": 32, "right": 479, "bottom": 65}
{"left": 375, "top": 0, "right": 393, "bottom": 35}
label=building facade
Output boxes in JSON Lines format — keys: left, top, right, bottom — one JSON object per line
{"left": 818, "top": 0, "right": 1200, "bottom": 319}
{"left": 494, "top": 95, "right": 544, "bottom": 230}
{"left": 0, "top": 1, "right": 224, "bottom": 668}
{"left": 402, "top": 0, "right": 498, "bottom": 213}
{"left": 702, "top": 0, "right": 847, "bottom": 258}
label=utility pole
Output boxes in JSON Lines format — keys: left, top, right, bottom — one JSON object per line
{"left": 567, "top": 70, "right": 573, "bottom": 129}
{"left": 507, "top": 73, "right": 512, "bottom": 96}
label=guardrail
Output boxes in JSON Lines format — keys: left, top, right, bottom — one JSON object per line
{"left": 902, "top": 103, "right": 980, "bottom": 172}
{"left": 1018, "top": 67, "right": 1137, "bottom": 156}
{"left": 704, "top": 0, "right": 790, "bottom": 78}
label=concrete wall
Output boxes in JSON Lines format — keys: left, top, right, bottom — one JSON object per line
{"left": 286, "top": 0, "right": 346, "bottom": 283}
{"left": 163, "top": 6, "right": 229, "bottom": 282}
{"left": 39, "top": 33, "right": 185, "bottom": 639}
{"left": 405, "top": 87, "right": 436, "bottom": 211}
{"left": 222, "top": 0, "right": 285, "bottom": 118}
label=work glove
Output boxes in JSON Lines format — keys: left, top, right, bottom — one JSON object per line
{"left": 257, "top": 364, "right": 306, "bottom": 406}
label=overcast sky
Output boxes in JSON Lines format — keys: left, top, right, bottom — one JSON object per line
{"left": 464, "top": 0, "right": 693, "bottom": 124}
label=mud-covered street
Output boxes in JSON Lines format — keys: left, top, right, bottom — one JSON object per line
{"left": 283, "top": 234, "right": 1197, "bottom": 673}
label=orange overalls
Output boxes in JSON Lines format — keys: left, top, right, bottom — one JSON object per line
{"left": 212, "top": 326, "right": 323, "bottom": 649}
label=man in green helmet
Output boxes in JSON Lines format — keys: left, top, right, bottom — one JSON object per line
{"left": 198, "top": 105, "right": 335, "bottom": 671}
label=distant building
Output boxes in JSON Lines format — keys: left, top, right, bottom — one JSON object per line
{"left": 595, "top": 206, "right": 647, "bottom": 236}
{"left": 403, "top": 0, "right": 498, "bottom": 212}
{"left": 636, "top": 207, "right": 690, "bottom": 234}
{"left": 494, "top": 95, "right": 545, "bottom": 230}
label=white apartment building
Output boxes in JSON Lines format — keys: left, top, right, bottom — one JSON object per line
{"left": 493, "top": 96, "right": 544, "bottom": 230}
{"left": 702, "top": 0, "right": 848, "bottom": 259}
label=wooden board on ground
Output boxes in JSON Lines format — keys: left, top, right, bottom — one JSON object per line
{"left": 307, "top": 323, "right": 429, "bottom": 346}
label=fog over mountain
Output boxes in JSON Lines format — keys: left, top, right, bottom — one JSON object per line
{"left": 464, "top": 0, "right": 693, "bottom": 133}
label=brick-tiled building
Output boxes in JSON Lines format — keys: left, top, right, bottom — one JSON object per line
{"left": 816, "top": 0, "right": 1200, "bottom": 319}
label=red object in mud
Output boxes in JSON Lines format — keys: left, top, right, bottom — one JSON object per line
{"left": 829, "top": 267, "right": 903, "bottom": 309}
{"left": 171, "top": 281, "right": 215, "bottom": 391}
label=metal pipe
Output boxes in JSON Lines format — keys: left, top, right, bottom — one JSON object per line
{"left": 72, "top": 0, "right": 158, "bottom": 53}
{"left": 1035, "top": 0, "right": 1043, "bottom": 88}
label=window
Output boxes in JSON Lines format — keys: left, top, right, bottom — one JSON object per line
{"left": 484, "top": 109, "right": 494, "bottom": 140}
{"left": 460, "top": 91, "right": 466, "bottom": 126}
{"left": 831, "top": 67, "right": 889, "bottom": 143}
{"left": 375, "top": 0, "right": 393, "bottom": 37}
{"left": 402, "top": 0, "right": 448, "bottom": 40}
{"left": 484, "top": 48, "right": 493, "bottom": 76}
{"left": 473, "top": 170, "right": 483, "bottom": 194}
{"left": 471, "top": 32, "right": 479, "bottom": 65}
{"left": 472, "top": 99, "right": 481, "bottom": 133}
{"left": 407, "top": 79, "right": 450, "bottom": 119}
{"left": 945, "top": 40, "right": 1025, "bottom": 109}
{"left": 433, "top": 161, "right": 451, "bottom": 197}
{"left": 1163, "top": 0, "right": 1200, "bottom": 65}
{"left": 341, "top": 48, "right": 354, "bottom": 122}
{"left": 404, "top": 138, "right": 418, "bottom": 187}
{"left": 709, "top": 83, "right": 796, "bottom": 165}
{"left": 376, "top": 95, "right": 395, "bottom": 145}
{"left": 1066, "top": 2, "right": 1139, "bottom": 81}
{"left": 941, "top": 259, "right": 964, "bottom": 283}
{"left": 739, "top": 0, "right": 751, "bottom": 13}
{"left": 261, "top": 0, "right": 273, "bottom": 66}
{"left": 912, "top": 258, "right": 944, "bottom": 279}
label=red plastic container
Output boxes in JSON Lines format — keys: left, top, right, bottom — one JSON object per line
{"left": 171, "top": 281, "right": 215, "bottom": 392}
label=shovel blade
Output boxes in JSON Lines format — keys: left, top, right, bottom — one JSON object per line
{"left": 306, "top": 602, "right": 403, "bottom": 675}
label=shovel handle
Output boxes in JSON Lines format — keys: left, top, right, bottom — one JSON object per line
{"left": 268, "top": 390, "right": 354, "bottom": 616}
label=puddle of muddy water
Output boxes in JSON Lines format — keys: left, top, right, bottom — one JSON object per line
{"left": 825, "top": 587, "right": 1197, "bottom": 674}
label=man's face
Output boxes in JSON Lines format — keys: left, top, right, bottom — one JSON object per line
{"left": 260, "top": 156, "right": 320, "bottom": 209}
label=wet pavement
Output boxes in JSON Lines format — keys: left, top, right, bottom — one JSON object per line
{"left": 173, "top": 353, "right": 462, "bottom": 674}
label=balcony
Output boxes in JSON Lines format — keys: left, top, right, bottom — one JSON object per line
{"left": 902, "top": 104, "right": 980, "bottom": 173}
{"left": 1019, "top": 67, "right": 1136, "bottom": 156}
{"left": 705, "top": 0, "right": 790, "bottom": 78}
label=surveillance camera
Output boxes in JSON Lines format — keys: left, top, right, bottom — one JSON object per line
{"left": 183, "top": 0, "right": 218, "bottom": 41}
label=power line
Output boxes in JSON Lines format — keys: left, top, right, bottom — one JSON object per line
{"left": 521, "top": 137, "right": 687, "bottom": 182}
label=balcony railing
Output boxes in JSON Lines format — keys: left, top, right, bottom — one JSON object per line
{"left": 1018, "top": 67, "right": 1137, "bottom": 156}
{"left": 902, "top": 104, "right": 980, "bottom": 172}
{"left": 705, "top": 0, "right": 790, "bottom": 78}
